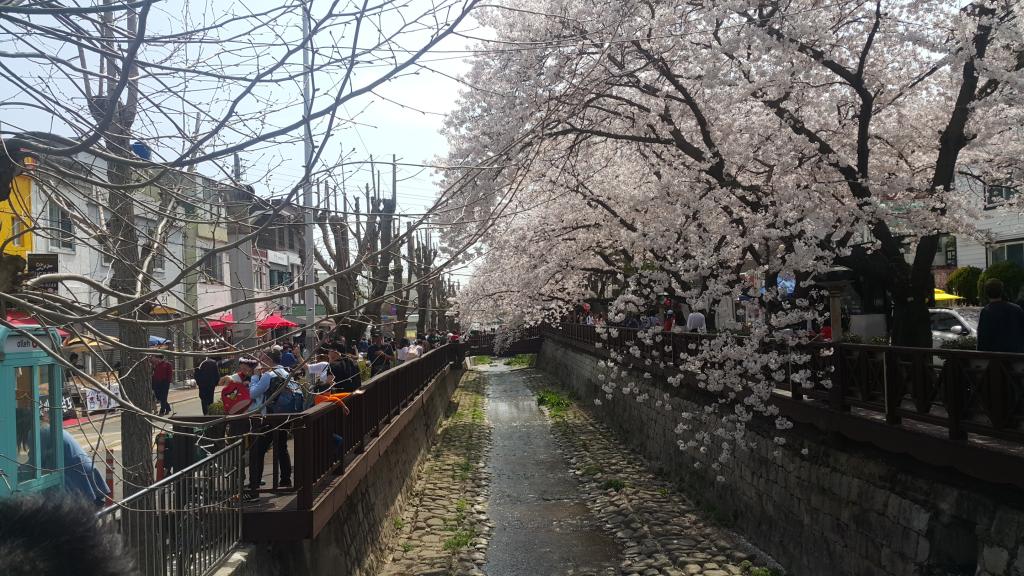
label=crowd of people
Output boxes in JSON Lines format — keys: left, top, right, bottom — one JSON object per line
{"left": 186, "top": 328, "right": 457, "bottom": 500}
{"left": 569, "top": 299, "right": 711, "bottom": 334}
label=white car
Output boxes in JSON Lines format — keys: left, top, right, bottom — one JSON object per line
{"left": 929, "top": 307, "right": 980, "bottom": 348}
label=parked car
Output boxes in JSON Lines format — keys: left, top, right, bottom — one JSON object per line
{"left": 929, "top": 307, "right": 980, "bottom": 348}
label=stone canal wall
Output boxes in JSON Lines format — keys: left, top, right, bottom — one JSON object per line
{"left": 538, "top": 337, "right": 1024, "bottom": 576}
{"left": 230, "top": 366, "right": 463, "bottom": 576}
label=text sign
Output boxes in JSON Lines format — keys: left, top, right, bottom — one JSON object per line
{"left": 27, "top": 253, "right": 58, "bottom": 293}
{"left": 5, "top": 334, "right": 39, "bottom": 353}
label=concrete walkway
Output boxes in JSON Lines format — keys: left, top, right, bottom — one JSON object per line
{"left": 483, "top": 365, "right": 619, "bottom": 576}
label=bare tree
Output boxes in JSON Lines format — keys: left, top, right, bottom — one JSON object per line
{"left": 0, "top": 0, "right": 484, "bottom": 494}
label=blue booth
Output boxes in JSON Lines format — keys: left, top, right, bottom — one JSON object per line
{"left": 0, "top": 324, "right": 65, "bottom": 496}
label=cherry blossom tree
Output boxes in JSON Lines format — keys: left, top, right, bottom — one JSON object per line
{"left": 441, "top": 0, "right": 1022, "bottom": 460}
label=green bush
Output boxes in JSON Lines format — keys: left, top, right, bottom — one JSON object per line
{"left": 945, "top": 266, "right": 981, "bottom": 304}
{"left": 978, "top": 261, "right": 1024, "bottom": 303}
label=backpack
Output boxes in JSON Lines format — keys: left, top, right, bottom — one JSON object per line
{"left": 266, "top": 370, "right": 303, "bottom": 413}
{"left": 221, "top": 375, "right": 253, "bottom": 414}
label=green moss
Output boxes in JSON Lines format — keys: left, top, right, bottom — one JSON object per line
{"left": 536, "top": 388, "right": 572, "bottom": 418}
{"left": 504, "top": 354, "right": 536, "bottom": 367}
{"left": 443, "top": 529, "right": 474, "bottom": 551}
{"left": 601, "top": 478, "right": 626, "bottom": 491}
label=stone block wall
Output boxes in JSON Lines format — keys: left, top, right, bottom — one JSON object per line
{"left": 233, "top": 367, "right": 463, "bottom": 576}
{"left": 538, "top": 338, "right": 1024, "bottom": 576}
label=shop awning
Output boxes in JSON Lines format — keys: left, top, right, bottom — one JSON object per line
{"left": 6, "top": 311, "right": 69, "bottom": 337}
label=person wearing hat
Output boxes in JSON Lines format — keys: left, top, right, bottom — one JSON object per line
{"left": 149, "top": 353, "right": 174, "bottom": 416}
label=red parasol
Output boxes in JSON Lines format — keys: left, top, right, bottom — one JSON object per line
{"left": 258, "top": 313, "right": 298, "bottom": 330}
{"left": 202, "top": 312, "right": 233, "bottom": 333}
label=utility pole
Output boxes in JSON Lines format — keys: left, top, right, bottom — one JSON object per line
{"left": 228, "top": 153, "right": 257, "bottom": 352}
{"left": 301, "top": 1, "right": 317, "bottom": 353}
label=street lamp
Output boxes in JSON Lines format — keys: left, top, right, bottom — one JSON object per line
{"left": 813, "top": 265, "right": 855, "bottom": 342}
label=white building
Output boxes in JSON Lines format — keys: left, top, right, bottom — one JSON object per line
{"left": 951, "top": 173, "right": 1023, "bottom": 272}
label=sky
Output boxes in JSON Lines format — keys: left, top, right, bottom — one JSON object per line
{"left": 0, "top": 0, "right": 481, "bottom": 226}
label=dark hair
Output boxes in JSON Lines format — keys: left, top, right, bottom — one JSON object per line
{"left": 400, "top": 338, "right": 410, "bottom": 347}
{"left": 267, "top": 349, "right": 282, "bottom": 363}
{"left": 985, "top": 278, "right": 1005, "bottom": 300}
{"left": 0, "top": 495, "right": 134, "bottom": 576}
{"left": 68, "top": 353, "right": 79, "bottom": 363}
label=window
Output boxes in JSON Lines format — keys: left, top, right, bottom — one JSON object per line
{"left": 986, "top": 184, "right": 1017, "bottom": 208}
{"left": 269, "top": 269, "right": 292, "bottom": 288}
{"left": 11, "top": 218, "right": 23, "bottom": 247}
{"left": 147, "top": 228, "right": 165, "bottom": 271}
{"left": 992, "top": 242, "right": 1024, "bottom": 268}
{"left": 47, "top": 203, "right": 74, "bottom": 250}
{"left": 136, "top": 219, "right": 165, "bottom": 271}
{"left": 930, "top": 312, "right": 961, "bottom": 332}
{"left": 200, "top": 248, "right": 222, "bottom": 283}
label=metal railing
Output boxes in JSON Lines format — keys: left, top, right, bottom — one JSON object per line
{"left": 98, "top": 440, "right": 244, "bottom": 576}
{"left": 550, "top": 323, "right": 1024, "bottom": 443}
{"left": 547, "top": 322, "right": 1024, "bottom": 488}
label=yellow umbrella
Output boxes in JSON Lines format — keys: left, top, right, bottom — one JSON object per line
{"left": 934, "top": 289, "right": 963, "bottom": 301}
{"left": 63, "top": 335, "right": 120, "bottom": 352}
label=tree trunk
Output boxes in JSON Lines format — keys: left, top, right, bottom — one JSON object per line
{"left": 106, "top": 152, "right": 153, "bottom": 495}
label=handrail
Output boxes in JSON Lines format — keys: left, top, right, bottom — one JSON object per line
{"left": 546, "top": 323, "right": 1024, "bottom": 456}
{"left": 97, "top": 440, "right": 244, "bottom": 576}
{"left": 99, "top": 440, "right": 244, "bottom": 513}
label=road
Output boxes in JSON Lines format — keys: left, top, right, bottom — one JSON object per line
{"left": 65, "top": 386, "right": 207, "bottom": 500}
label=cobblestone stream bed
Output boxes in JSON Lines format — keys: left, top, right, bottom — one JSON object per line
{"left": 380, "top": 370, "right": 493, "bottom": 576}
{"left": 380, "top": 363, "right": 782, "bottom": 576}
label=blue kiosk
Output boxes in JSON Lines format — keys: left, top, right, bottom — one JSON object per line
{"left": 0, "top": 324, "right": 65, "bottom": 496}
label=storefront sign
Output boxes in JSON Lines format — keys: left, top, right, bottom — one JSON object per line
{"left": 4, "top": 334, "right": 39, "bottom": 353}
{"left": 27, "top": 253, "right": 59, "bottom": 293}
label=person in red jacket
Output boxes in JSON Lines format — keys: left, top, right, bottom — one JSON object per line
{"left": 149, "top": 353, "right": 174, "bottom": 416}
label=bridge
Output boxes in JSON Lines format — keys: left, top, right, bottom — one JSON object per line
{"left": 97, "top": 326, "right": 1024, "bottom": 576}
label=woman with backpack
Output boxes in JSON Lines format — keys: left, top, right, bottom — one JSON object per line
{"left": 246, "top": 350, "right": 295, "bottom": 497}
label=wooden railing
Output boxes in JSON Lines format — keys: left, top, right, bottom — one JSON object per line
{"left": 171, "top": 343, "right": 459, "bottom": 511}
{"left": 464, "top": 326, "right": 543, "bottom": 356}
{"left": 545, "top": 323, "right": 1024, "bottom": 487}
